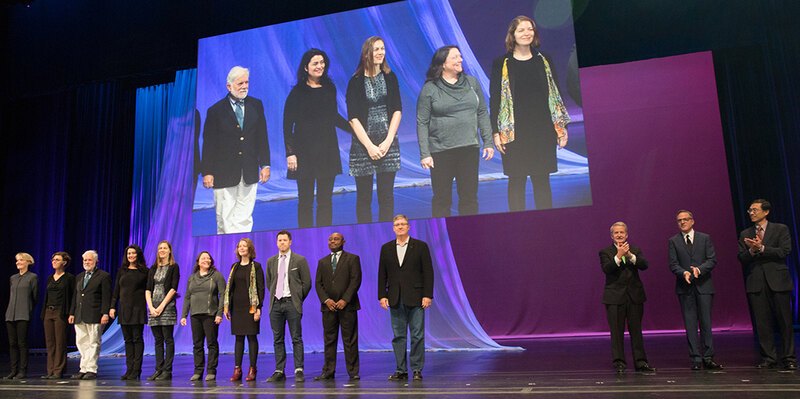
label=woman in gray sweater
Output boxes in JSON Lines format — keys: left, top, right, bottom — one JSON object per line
{"left": 180, "top": 251, "right": 226, "bottom": 381}
{"left": 416, "top": 45, "right": 494, "bottom": 217}
{"left": 5, "top": 252, "right": 38, "bottom": 379}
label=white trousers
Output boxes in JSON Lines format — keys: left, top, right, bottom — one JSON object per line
{"left": 214, "top": 175, "right": 257, "bottom": 234}
{"left": 75, "top": 322, "right": 101, "bottom": 373}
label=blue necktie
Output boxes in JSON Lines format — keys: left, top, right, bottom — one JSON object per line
{"left": 234, "top": 101, "right": 244, "bottom": 130}
{"left": 331, "top": 253, "right": 338, "bottom": 273}
{"left": 83, "top": 272, "right": 92, "bottom": 289}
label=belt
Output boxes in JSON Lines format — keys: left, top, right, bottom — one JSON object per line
{"left": 46, "top": 305, "right": 60, "bottom": 310}
{"left": 275, "top": 296, "right": 292, "bottom": 302}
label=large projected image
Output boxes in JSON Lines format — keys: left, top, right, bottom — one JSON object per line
{"left": 192, "top": 0, "right": 590, "bottom": 236}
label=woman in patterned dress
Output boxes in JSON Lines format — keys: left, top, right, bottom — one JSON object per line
{"left": 145, "top": 240, "right": 180, "bottom": 381}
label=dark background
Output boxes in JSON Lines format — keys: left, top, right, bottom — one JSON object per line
{"left": 1, "top": 0, "right": 798, "bottom": 350}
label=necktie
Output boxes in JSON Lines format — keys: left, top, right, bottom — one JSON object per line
{"left": 276, "top": 255, "right": 286, "bottom": 299}
{"left": 621, "top": 256, "right": 626, "bottom": 265}
{"left": 331, "top": 253, "right": 338, "bottom": 273}
{"left": 235, "top": 101, "right": 244, "bottom": 130}
{"left": 83, "top": 272, "right": 92, "bottom": 289}
{"left": 685, "top": 234, "right": 693, "bottom": 252}
{"left": 756, "top": 225, "right": 764, "bottom": 241}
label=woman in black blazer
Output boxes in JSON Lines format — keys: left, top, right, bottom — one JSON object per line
{"left": 345, "top": 36, "right": 402, "bottom": 223}
{"left": 109, "top": 244, "right": 149, "bottom": 380}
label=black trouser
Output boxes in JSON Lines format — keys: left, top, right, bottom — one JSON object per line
{"left": 121, "top": 324, "right": 144, "bottom": 376}
{"left": 6, "top": 320, "right": 29, "bottom": 374}
{"left": 749, "top": 285, "right": 796, "bottom": 364}
{"left": 605, "top": 300, "right": 647, "bottom": 366}
{"left": 296, "top": 175, "right": 336, "bottom": 228}
{"left": 151, "top": 325, "right": 175, "bottom": 373}
{"left": 508, "top": 174, "right": 552, "bottom": 211}
{"left": 321, "top": 308, "right": 359, "bottom": 377}
{"left": 355, "top": 172, "right": 396, "bottom": 223}
{"left": 430, "top": 146, "right": 479, "bottom": 217}
{"left": 191, "top": 315, "right": 220, "bottom": 374}
{"left": 234, "top": 335, "right": 258, "bottom": 368}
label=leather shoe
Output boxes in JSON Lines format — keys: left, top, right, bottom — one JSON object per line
{"left": 784, "top": 361, "right": 797, "bottom": 371}
{"left": 70, "top": 372, "right": 86, "bottom": 380}
{"left": 230, "top": 366, "right": 242, "bottom": 381}
{"left": 314, "top": 373, "right": 335, "bottom": 381}
{"left": 3, "top": 371, "right": 17, "bottom": 379}
{"left": 756, "top": 361, "right": 777, "bottom": 369}
{"left": 412, "top": 371, "right": 423, "bottom": 381}
{"left": 691, "top": 362, "right": 702, "bottom": 371}
{"left": 81, "top": 372, "right": 97, "bottom": 380}
{"left": 155, "top": 371, "right": 172, "bottom": 381}
{"left": 266, "top": 371, "right": 286, "bottom": 382}
{"left": 613, "top": 361, "right": 626, "bottom": 373}
{"left": 704, "top": 360, "right": 723, "bottom": 370}
{"left": 245, "top": 367, "right": 257, "bottom": 382}
{"left": 205, "top": 373, "right": 216, "bottom": 381}
{"left": 349, "top": 375, "right": 360, "bottom": 381}
{"left": 635, "top": 363, "right": 656, "bottom": 373}
{"left": 388, "top": 371, "right": 408, "bottom": 381}
{"left": 295, "top": 370, "right": 305, "bottom": 382}
{"left": 146, "top": 370, "right": 162, "bottom": 381}
{"left": 189, "top": 374, "right": 202, "bottom": 381}
{"left": 42, "top": 374, "right": 53, "bottom": 379}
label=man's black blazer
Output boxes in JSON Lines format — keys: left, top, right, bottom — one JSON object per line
{"left": 738, "top": 222, "right": 793, "bottom": 293}
{"left": 70, "top": 268, "right": 112, "bottom": 324}
{"left": 599, "top": 245, "right": 648, "bottom": 305}
{"left": 201, "top": 95, "right": 270, "bottom": 188}
{"left": 315, "top": 251, "right": 362, "bottom": 312}
{"left": 668, "top": 231, "right": 717, "bottom": 295}
{"left": 378, "top": 238, "right": 434, "bottom": 307}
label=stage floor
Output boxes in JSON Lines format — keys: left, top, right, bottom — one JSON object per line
{"left": 2, "top": 331, "right": 799, "bottom": 398}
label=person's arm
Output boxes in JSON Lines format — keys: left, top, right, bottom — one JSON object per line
{"left": 473, "top": 76, "right": 495, "bottom": 160}
{"left": 346, "top": 76, "right": 383, "bottom": 159}
{"left": 416, "top": 83, "right": 434, "bottom": 167}
{"left": 68, "top": 276, "right": 77, "bottom": 324}
{"left": 378, "top": 72, "right": 402, "bottom": 155}
{"left": 283, "top": 89, "right": 298, "bottom": 171}
{"left": 255, "top": 99, "right": 271, "bottom": 183}
{"left": 300, "top": 257, "right": 312, "bottom": 300}
{"left": 342, "top": 255, "right": 362, "bottom": 305}
{"left": 100, "top": 273, "right": 112, "bottom": 325}
{"left": 698, "top": 235, "right": 717, "bottom": 274}
{"left": 599, "top": 249, "right": 621, "bottom": 275}
{"left": 30, "top": 274, "right": 38, "bottom": 308}
{"left": 180, "top": 274, "right": 192, "bottom": 319}
{"left": 201, "top": 106, "right": 219, "bottom": 188}
{"left": 377, "top": 245, "right": 390, "bottom": 310}
{"left": 315, "top": 259, "right": 329, "bottom": 304}
{"left": 633, "top": 248, "right": 648, "bottom": 270}
{"left": 109, "top": 268, "right": 122, "bottom": 318}
{"left": 761, "top": 225, "right": 793, "bottom": 261}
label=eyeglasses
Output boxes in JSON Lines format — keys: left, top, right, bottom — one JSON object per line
{"left": 677, "top": 218, "right": 693, "bottom": 223}
{"left": 746, "top": 208, "right": 762, "bottom": 214}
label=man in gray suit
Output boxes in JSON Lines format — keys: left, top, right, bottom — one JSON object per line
{"left": 668, "top": 210, "right": 723, "bottom": 370}
{"left": 265, "top": 230, "right": 311, "bottom": 383}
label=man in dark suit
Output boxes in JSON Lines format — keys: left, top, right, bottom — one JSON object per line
{"left": 599, "top": 222, "right": 655, "bottom": 373}
{"left": 738, "top": 199, "right": 796, "bottom": 370}
{"left": 668, "top": 210, "right": 723, "bottom": 370}
{"left": 378, "top": 214, "right": 434, "bottom": 381}
{"left": 314, "top": 232, "right": 362, "bottom": 381}
{"left": 68, "top": 250, "right": 111, "bottom": 380}
{"left": 265, "top": 230, "right": 312, "bottom": 383}
{"left": 201, "top": 66, "right": 271, "bottom": 234}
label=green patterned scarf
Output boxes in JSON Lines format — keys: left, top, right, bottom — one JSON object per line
{"left": 223, "top": 262, "right": 259, "bottom": 314}
{"left": 497, "top": 52, "right": 571, "bottom": 144}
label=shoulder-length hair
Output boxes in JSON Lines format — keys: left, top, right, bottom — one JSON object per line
{"left": 236, "top": 238, "right": 256, "bottom": 261}
{"left": 425, "top": 45, "right": 460, "bottom": 82}
{"left": 505, "top": 15, "right": 541, "bottom": 52}
{"left": 122, "top": 244, "right": 148, "bottom": 271}
{"left": 192, "top": 251, "right": 216, "bottom": 275}
{"left": 354, "top": 36, "right": 391, "bottom": 77}
{"left": 153, "top": 240, "right": 176, "bottom": 266}
{"left": 296, "top": 48, "right": 333, "bottom": 87}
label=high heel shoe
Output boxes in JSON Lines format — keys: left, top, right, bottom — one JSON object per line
{"left": 230, "top": 366, "right": 242, "bottom": 382}
{"left": 245, "top": 367, "right": 257, "bottom": 382}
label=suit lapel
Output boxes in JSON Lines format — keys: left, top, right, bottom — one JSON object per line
{"left": 762, "top": 224, "right": 774, "bottom": 245}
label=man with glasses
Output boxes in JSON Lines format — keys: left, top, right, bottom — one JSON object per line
{"left": 668, "top": 210, "right": 723, "bottom": 370}
{"left": 378, "top": 214, "right": 434, "bottom": 381}
{"left": 739, "top": 199, "right": 795, "bottom": 370}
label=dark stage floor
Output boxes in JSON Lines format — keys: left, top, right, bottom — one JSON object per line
{"left": 2, "top": 331, "right": 800, "bottom": 398}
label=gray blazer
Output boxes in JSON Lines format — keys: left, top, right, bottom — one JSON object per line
{"left": 265, "top": 251, "right": 311, "bottom": 314}
{"left": 668, "top": 230, "right": 717, "bottom": 295}
{"left": 5, "top": 272, "right": 38, "bottom": 321}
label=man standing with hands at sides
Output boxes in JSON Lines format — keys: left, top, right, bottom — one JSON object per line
{"left": 314, "top": 232, "right": 363, "bottom": 381}
{"left": 201, "top": 66, "right": 271, "bottom": 234}
{"left": 379, "top": 214, "right": 434, "bottom": 381}
{"left": 69, "top": 250, "right": 112, "bottom": 380}
{"left": 599, "top": 222, "right": 655, "bottom": 373}
{"left": 668, "top": 210, "right": 723, "bottom": 370}
{"left": 265, "top": 231, "right": 312, "bottom": 383}
{"left": 738, "top": 199, "right": 796, "bottom": 370}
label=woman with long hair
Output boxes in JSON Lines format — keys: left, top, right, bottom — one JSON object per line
{"left": 145, "top": 240, "right": 180, "bottom": 380}
{"left": 489, "top": 15, "right": 570, "bottom": 211}
{"left": 109, "top": 245, "right": 149, "bottom": 380}
{"left": 345, "top": 36, "right": 402, "bottom": 223}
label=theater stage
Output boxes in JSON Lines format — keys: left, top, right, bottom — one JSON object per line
{"left": 2, "top": 331, "right": 799, "bottom": 398}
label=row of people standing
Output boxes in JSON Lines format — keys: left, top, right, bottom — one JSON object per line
{"left": 202, "top": 15, "right": 571, "bottom": 233}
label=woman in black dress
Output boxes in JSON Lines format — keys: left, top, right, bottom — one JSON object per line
{"left": 223, "top": 238, "right": 265, "bottom": 382}
{"left": 490, "top": 15, "right": 570, "bottom": 211}
{"left": 146, "top": 240, "right": 180, "bottom": 381}
{"left": 41, "top": 251, "right": 75, "bottom": 379}
{"left": 345, "top": 36, "right": 402, "bottom": 223}
{"left": 109, "top": 244, "right": 149, "bottom": 380}
{"left": 284, "top": 48, "right": 351, "bottom": 228}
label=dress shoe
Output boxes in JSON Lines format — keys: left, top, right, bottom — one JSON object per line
{"left": 189, "top": 374, "right": 202, "bottom": 381}
{"left": 12, "top": 372, "right": 26, "bottom": 379}
{"left": 42, "top": 374, "right": 53, "bottom": 379}
{"left": 50, "top": 374, "right": 63, "bottom": 379}
{"left": 349, "top": 375, "right": 360, "bottom": 381}
{"left": 81, "top": 372, "right": 97, "bottom": 380}
{"left": 314, "top": 372, "right": 335, "bottom": 381}
{"left": 635, "top": 363, "right": 656, "bottom": 373}
{"left": 205, "top": 373, "right": 216, "bottom": 381}
{"left": 120, "top": 373, "right": 130, "bottom": 380}
{"left": 245, "top": 367, "right": 257, "bottom": 382}
{"left": 704, "top": 360, "right": 723, "bottom": 370}
{"left": 613, "top": 362, "right": 626, "bottom": 373}
{"left": 155, "top": 371, "right": 172, "bottom": 381}
{"left": 266, "top": 371, "right": 286, "bottom": 382}
{"left": 756, "top": 361, "right": 777, "bottom": 369}
{"left": 295, "top": 369, "right": 305, "bottom": 382}
{"left": 146, "top": 370, "right": 162, "bottom": 381}
{"left": 388, "top": 371, "right": 408, "bottom": 381}
{"left": 230, "top": 366, "right": 242, "bottom": 381}
{"left": 3, "top": 371, "right": 17, "bottom": 379}
{"left": 784, "top": 361, "right": 797, "bottom": 371}
{"left": 412, "top": 371, "right": 423, "bottom": 381}
{"left": 127, "top": 372, "right": 141, "bottom": 381}
{"left": 70, "top": 372, "right": 86, "bottom": 380}
{"left": 691, "top": 362, "right": 702, "bottom": 371}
